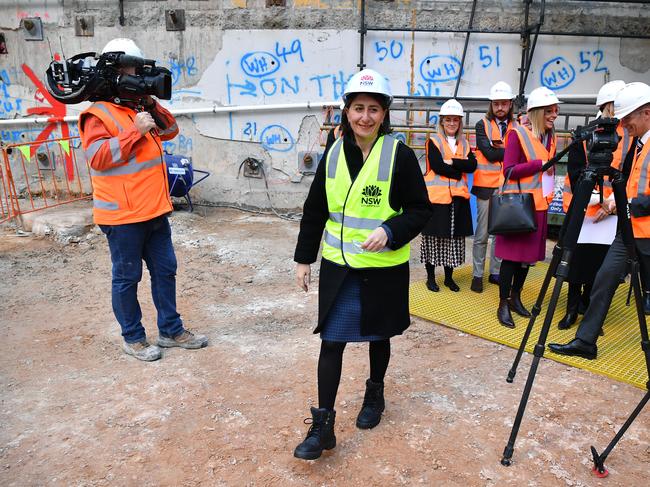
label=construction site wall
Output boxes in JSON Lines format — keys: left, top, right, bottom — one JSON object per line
{"left": 1, "top": 1, "right": 649, "bottom": 209}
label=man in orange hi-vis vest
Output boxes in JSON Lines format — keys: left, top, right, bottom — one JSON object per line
{"left": 470, "top": 81, "right": 518, "bottom": 293}
{"left": 549, "top": 82, "right": 650, "bottom": 360}
{"left": 79, "top": 38, "right": 207, "bottom": 361}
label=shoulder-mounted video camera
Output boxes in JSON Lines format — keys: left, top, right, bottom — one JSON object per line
{"left": 46, "top": 51, "right": 172, "bottom": 105}
{"left": 571, "top": 117, "right": 620, "bottom": 168}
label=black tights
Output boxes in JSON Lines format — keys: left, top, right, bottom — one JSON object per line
{"left": 425, "top": 264, "right": 455, "bottom": 282}
{"left": 499, "top": 260, "right": 529, "bottom": 299}
{"left": 317, "top": 339, "right": 391, "bottom": 410}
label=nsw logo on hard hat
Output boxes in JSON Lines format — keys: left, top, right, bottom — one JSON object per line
{"left": 359, "top": 74, "right": 375, "bottom": 87}
{"left": 361, "top": 184, "right": 382, "bottom": 206}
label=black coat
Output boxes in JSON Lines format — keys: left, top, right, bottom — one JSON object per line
{"left": 294, "top": 133, "right": 431, "bottom": 337}
{"left": 422, "top": 137, "right": 476, "bottom": 237}
{"left": 565, "top": 137, "right": 638, "bottom": 284}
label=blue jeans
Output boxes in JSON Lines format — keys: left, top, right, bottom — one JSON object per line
{"left": 100, "top": 215, "right": 184, "bottom": 343}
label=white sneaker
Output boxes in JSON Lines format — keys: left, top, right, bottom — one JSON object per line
{"left": 122, "top": 340, "right": 162, "bottom": 361}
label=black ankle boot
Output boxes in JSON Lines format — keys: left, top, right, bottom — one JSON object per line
{"left": 426, "top": 279, "right": 440, "bottom": 292}
{"left": 444, "top": 277, "right": 460, "bottom": 292}
{"left": 293, "top": 407, "right": 336, "bottom": 460}
{"left": 498, "top": 298, "right": 515, "bottom": 328}
{"left": 558, "top": 288, "right": 580, "bottom": 330}
{"left": 557, "top": 310, "right": 578, "bottom": 330}
{"left": 425, "top": 264, "right": 439, "bottom": 292}
{"left": 356, "top": 379, "right": 385, "bottom": 429}
{"left": 443, "top": 267, "right": 460, "bottom": 292}
{"left": 508, "top": 290, "right": 531, "bottom": 317}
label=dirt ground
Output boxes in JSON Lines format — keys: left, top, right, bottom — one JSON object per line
{"left": 1, "top": 207, "right": 649, "bottom": 487}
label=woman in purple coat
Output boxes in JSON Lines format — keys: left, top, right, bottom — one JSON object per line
{"left": 495, "top": 87, "right": 561, "bottom": 328}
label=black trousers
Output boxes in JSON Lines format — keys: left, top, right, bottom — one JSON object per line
{"left": 576, "top": 233, "right": 650, "bottom": 344}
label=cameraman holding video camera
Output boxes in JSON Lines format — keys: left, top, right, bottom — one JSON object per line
{"left": 549, "top": 82, "right": 650, "bottom": 360}
{"left": 79, "top": 38, "right": 207, "bottom": 361}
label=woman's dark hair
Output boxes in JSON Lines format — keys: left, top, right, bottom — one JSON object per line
{"left": 339, "top": 92, "right": 392, "bottom": 139}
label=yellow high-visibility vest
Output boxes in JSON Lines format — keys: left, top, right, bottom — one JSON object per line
{"left": 322, "top": 135, "right": 409, "bottom": 269}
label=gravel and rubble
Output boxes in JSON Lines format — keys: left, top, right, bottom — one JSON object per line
{"left": 1, "top": 207, "right": 648, "bottom": 486}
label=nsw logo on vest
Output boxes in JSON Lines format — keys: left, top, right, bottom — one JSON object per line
{"left": 361, "top": 184, "right": 382, "bottom": 206}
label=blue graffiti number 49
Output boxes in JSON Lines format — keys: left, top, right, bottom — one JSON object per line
{"left": 274, "top": 40, "right": 304, "bottom": 64}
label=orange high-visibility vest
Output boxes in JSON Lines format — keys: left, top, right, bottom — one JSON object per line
{"left": 562, "top": 124, "right": 632, "bottom": 215}
{"left": 562, "top": 173, "right": 603, "bottom": 217}
{"left": 79, "top": 101, "right": 172, "bottom": 225}
{"left": 627, "top": 141, "right": 650, "bottom": 238}
{"left": 424, "top": 134, "right": 471, "bottom": 204}
{"left": 473, "top": 118, "right": 517, "bottom": 188}
{"left": 503, "top": 125, "right": 557, "bottom": 211}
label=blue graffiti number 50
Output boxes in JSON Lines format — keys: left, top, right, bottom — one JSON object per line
{"left": 374, "top": 40, "right": 404, "bottom": 62}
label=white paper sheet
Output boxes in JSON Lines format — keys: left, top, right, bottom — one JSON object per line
{"left": 542, "top": 170, "right": 555, "bottom": 197}
{"left": 577, "top": 214, "right": 617, "bottom": 245}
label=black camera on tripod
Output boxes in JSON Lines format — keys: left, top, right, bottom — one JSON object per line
{"left": 46, "top": 51, "right": 172, "bottom": 105}
{"left": 571, "top": 117, "right": 620, "bottom": 168}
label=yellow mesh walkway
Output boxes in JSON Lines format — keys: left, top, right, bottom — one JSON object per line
{"left": 410, "top": 263, "right": 649, "bottom": 389}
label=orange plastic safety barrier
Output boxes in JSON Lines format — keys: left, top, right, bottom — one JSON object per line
{"left": 0, "top": 136, "right": 92, "bottom": 225}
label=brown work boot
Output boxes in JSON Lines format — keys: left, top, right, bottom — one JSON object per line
{"left": 157, "top": 329, "right": 208, "bottom": 349}
{"left": 122, "top": 340, "right": 162, "bottom": 361}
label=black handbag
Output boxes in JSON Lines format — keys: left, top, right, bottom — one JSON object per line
{"left": 488, "top": 167, "right": 538, "bottom": 235}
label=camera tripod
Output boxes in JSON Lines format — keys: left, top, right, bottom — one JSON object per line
{"left": 499, "top": 148, "right": 650, "bottom": 476}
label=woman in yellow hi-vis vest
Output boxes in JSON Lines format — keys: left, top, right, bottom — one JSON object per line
{"left": 293, "top": 69, "right": 430, "bottom": 460}
{"left": 495, "top": 87, "right": 560, "bottom": 328}
{"left": 421, "top": 99, "right": 476, "bottom": 292}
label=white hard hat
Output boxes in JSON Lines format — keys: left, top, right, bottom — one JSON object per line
{"left": 343, "top": 69, "right": 392, "bottom": 104}
{"left": 440, "top": 99, "right": 464, "bottom": 117}
{"left": 596, "top": 80, "right": 626, "bottom": 107}
{"left": 614, "top": 82, "right": 650, "bottom": 119}
{"left": 489, "top": 81, "right": 515, "bottom": 100}
{"left": 526, "top": 87, "right": 562, "bottom": 111}
{"left": 101, "top": 38, "right": 144, "bottom": 58}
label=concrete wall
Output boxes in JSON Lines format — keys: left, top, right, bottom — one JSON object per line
{"left": 1, "top": 1, "right": 649, "bottom": 209}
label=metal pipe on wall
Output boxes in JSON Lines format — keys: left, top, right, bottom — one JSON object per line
{"left": 453, "top": 0, "right": 478, "bottom": 97}
{"left": 358, "top": 0, "right": 366, "bottom": 70}
{"left": 0, "top": 101, "right": 341, "bottom": 127}
{"left": 364, "top": 27, "right": 648, "bottom": 40}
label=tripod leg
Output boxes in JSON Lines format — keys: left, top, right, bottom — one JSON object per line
{"left": 590, "top": 390, "right": 650, "bottom": 477}
{"left": 507, "top": 247, "right": 560, "bottom": 383}
{"left": 501, "top": 270, "right": 568, "bottom": 465}
{"left": 501, "top": 170, "right": 596, "bottom": 466}
{"left": 507, "top": 184, "right": 580, "bottom": 382}
{"left": 589, "top": 173, "right": 650, "bottom": 476}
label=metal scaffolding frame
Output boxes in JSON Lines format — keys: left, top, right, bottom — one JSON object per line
{"left": 358, "top": 0, "right": 649, "bottom": 106}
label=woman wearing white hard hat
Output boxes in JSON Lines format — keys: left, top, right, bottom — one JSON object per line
{"left": 293, "top": 68, "right": 430, "bottom": 460}
{"left": 556, "top": 80, "right": 634, "bottom": 330}
{"left": 421, "top": 99, "right": 477, "bottom": 292}
{"left": 494, "top": 86, "right": 560, "bottom": 328}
